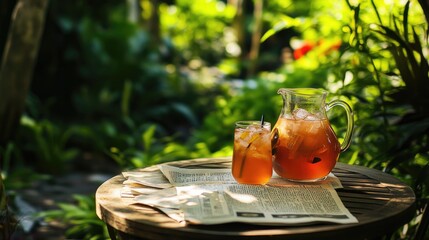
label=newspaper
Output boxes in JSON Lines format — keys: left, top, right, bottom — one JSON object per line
{"left": 158, "top": 165, "right": 343, "bottom": 189}
{"left": 123, "top": 165, "right": 358, "bottom": 225}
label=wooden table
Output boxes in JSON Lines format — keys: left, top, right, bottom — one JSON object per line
{"left": 95, "top": 157, "right": 416, "bottom": 240}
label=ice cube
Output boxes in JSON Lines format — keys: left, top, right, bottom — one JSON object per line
{"left": 306, "top": 121, "right": 322, "bottom": 134}
{"left": 236, "top": 136, "right": 249, "bottom": 149}
{"left": 246, "top": 124, "right": 260, "bottom": 131}
{"left": 315, "top": 144, "right": 328, "bottom": 154}
{"left": 285, "top": 133, "right": 303, "bottom": 152}
{"left": 293, "top": 108, "right": 310, "bottom": 120}
{"left": 305, "top": 114, "right": 319, "bottom": 121}
{"left": 236, "top": 130, "right": 250, "bottom": 142}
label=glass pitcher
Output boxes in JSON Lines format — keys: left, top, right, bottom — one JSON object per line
{"left": 271, "top": 88, "right": 354, "bottom": 182}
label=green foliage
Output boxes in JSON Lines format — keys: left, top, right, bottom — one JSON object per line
{"left": 34, "top": 0, "right": 221, "bottom": 138}
{"left": 340, "top": 0, "right": 428, "bottom": 182}
{"left": 1, "top": 142, "right": 50, "bottom": 191}
{"left": 16, "top": 116, "right": 79, "bottom": 174}
{"left": 160, "top": 0, "right": 235, "bottom": 65}
{"left": 39, "top": 195, "right": 109, "bottom": 240}
{"left": 108, "top": 124, "right": 184, "bottom": 168}
{"left": 332, "top": 2, "right": 428, "bottom": 236}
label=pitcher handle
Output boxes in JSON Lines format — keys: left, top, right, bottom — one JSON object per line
{"left": 326, "top": 100, "right": 354, "bottom": 152}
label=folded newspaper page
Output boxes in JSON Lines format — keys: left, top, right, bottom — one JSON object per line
{"left": 176, "top": 184, "right": 356, "bottom": 225}
{"left": 121, "top": 169, "right": 173, "bottom": 198}
{"left": 124, "top": 164, "right": 357, "bottom": 225}
{"left": 159, "top": 165, "right": 343, "bottom": 189}
{"left": 123, "top": 171, "right": 173, "bottom": 189}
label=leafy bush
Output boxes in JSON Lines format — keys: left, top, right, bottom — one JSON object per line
{"left": 39, "top": 195, "right": 109, "bottom": 240}
{"left": 339, "top": 0, "right": 429, "bottom": 192}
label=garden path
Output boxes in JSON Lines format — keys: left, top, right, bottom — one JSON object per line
{"left": 12, "top": 158, "right": 119, "bottom": 240}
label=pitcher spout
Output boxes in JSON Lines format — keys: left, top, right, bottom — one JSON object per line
{"left": 277, "top": 88, "right": 288, "bottom": 95}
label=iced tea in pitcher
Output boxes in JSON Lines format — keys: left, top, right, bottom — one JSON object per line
{"left": 272, "top": 88, "right": 353, "bottom": 182}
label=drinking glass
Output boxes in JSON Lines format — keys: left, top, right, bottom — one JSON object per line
{"left": 232, "top": 121, "right": 272, "bottom": 185}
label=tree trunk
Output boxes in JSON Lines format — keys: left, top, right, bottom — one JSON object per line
{"left": 140, "top": 0, "right": 161, "bottom": 46}
{"left": 148, "top": 0, "right": 161, "bottom": 45}
{"left": 0, "top": 0, "right": 18, "bottom": 59}
{"left": 126, "top": 0, "right": 140, "bottom": 23}
{"left": 247, "top": 0, "right": 263, "bottom": 78}
{"left": 0, "top": 0, "right": 49, "bottom": 145}
{"left": 230, "top": 0, "right": 247, "bottom": 78}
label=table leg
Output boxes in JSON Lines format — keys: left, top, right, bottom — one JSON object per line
{"left": 107, "top": 225, "right": 118, "bottom": 240}
{"left": 106, "top": 224, "right": 150, "bottom": 240}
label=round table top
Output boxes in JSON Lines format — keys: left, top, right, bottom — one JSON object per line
{"left": 96, "top": 157, "right": 416, "bottom": 240}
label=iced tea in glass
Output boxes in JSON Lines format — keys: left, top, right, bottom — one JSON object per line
{"left": 232, "top": 121, "right": 272, "bottom": 185}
